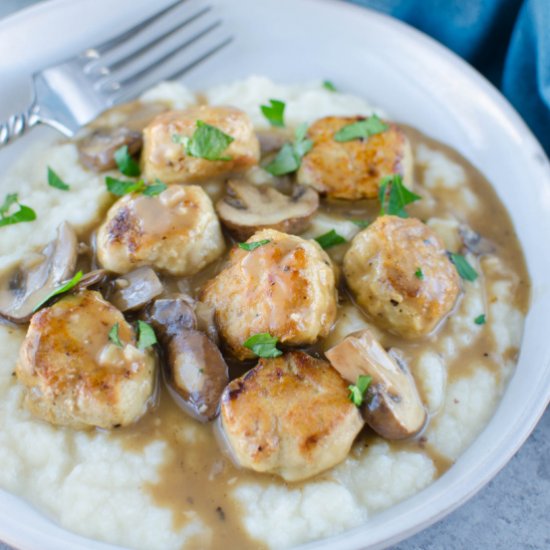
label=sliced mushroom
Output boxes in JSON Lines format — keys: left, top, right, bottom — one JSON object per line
{"left": 459, "top": 224, "right": 495, "bottom": 255}
{"left": 109, "top": 267, "right": 163, "bottom": 312}
{"left": 0, "top": 222, "right": 77, "bottom": 323}
{"left": 325, "top": 328, "right": 426, "bottom": 439}
{"left": 165, "top": 329, "right": 229, "bottom": 422}
{"left": 216, "top": 181, "right": 319, "bottom": 241}
{"left": 77, "top": 127, "right": 142, "bottom": 172}
{"left": 194, "top": 300, "right": 220, "bottom": 345}
{"left": 74, "top": 269, "right": 110, "bottom": 291}
{"left": 144, "top": 295, "right": 197, "bottom": 342}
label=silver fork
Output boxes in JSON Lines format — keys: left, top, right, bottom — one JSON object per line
{"left": 0, "top": 0, "right": 232, "bottom": 148}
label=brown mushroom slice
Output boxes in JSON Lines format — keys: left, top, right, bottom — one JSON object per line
{"left": 326, "top": 328, "right": 426, "bottom": 439}
{"left": 0, "top": 222, "right": 77, "bottom": 323}
{"left": 77, "top": 127, "right": 143, "bottom": 172}
{"left": 166, "top": 329, "right": 229, "bottom": 422}
{"left": 459, "top": 224, "right": 495, "bottom": 255}
{"left": 74, "top": 269, "right": 110, "bottom": 291}
{"left": 109, "top": 267, "right": 163, "bottom": 312}
{"left": 216, "top": 181, "right": 319, "bottom": 241}
{"left": 144, "top": 296, "right": 197, "bottom": 342}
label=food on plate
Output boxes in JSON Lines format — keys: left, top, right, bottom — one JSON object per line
{"left": 0, "top": 77, "right": 529, "bottom": 550}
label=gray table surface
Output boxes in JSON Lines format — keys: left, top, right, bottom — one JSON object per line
{"left": 1, "top": 1, "right": 549, "bottom": 549}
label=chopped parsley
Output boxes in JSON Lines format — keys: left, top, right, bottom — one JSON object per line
{"left": 352, "top": 219, "right": 370, "bottom": 229}
{"left": 0, "top": 193, "right": 36, "bottom": 228}
{"left": 32, "top": 271, "right": 83, "bottom": 313}
{"left": 348, "top": 375, "right": 372, "bottom": 407}
{"left": 172, "top": 120, "right": 234, "bottom": 161}
{"left": 238, "top": 239, "right": 271, "bottom": 251}
{"left": 315, "top": 229, "right": 347, "bottom": 249}
{"left": 334, "top": 115, "right": 388, "bottom": 142}
{"left": 108, "top": 323, "right": 123, "bottom": 347}
{"left": 265, "top": 123, "right": 313, "bottom": 176}
{"left": 142, "top": 179, "right": 168, "bottom": 197}
{"left": 322, "top": 80, "right": 337, "bottom": 92}
{"left": 47, "top": 167, "right": 70, "bottom": 190}
{"left": 243, "top": 333, "right": 282, "bottom": 358}
{"left": 449, "top": 253, "right": 478, "bottom": 282}
{"left": 415, "top": 267, "right": 424, "bottom": 280}
{"left": 114, "top": 145, "right": 141, "bottom": 177}
{"left": 137, "top": 320, "right": 157, "bottom": 350}
{"left": 260, "top": 99, "right": 285, "bottom": 127}
{"left": 105, "top": 177, "right": 167, "bottom": 197}
{"left": 474, "top": 314, "right": 486, "bottom": 325}
{"left": 378, "top": 174, "right": 421, "bottom": 218}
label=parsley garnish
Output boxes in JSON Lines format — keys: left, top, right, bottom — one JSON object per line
{"left": 0, "top": 193, "right": 37, "bottom": 228}
{"left": 378, "top": 174, "right": 421, "bottom": 218}
{"left": 334, "top": 115, "right": 388, "bottom": 142}
{"left": 137, "top": 320, "right": 157, "bottom": 350}
{"left": 315, "top": 229, "right": 347, "bottom": 249}
{"left": 173, "top": 120, "right": 234, "bottom": 161}
{"left": 32, "top": 271, "right": 83, "bottom": 313}
{"left": 108, "top": 323, "right": 123, "bottom": 347}
{"left": 415, "top": 267, "right": 424, "bottom": 280}
{"left": 260, "top": 99, "right": 285, "bottom": 127}
{"left": 348, "top": 375, "right": 372, "bottom": 407}
{"left": 238, "top": 239, "right": 271, "bottom": 251}
{"left": 243, "top": 333, "right": 283, "bottom": 358}
{"left": 323, "top": 80, "right": 337, "bottom": 92}
{"left": 142, "top": 179, "right": 167, "bottom": 197}
{"left": 474, "top": 314, "right": 486, "bottom": 325}
{"left": 114, "top": 145, "right": 141, "bottom": 177}
{"left": 47, "top": 167, "right": 70, "bottom": 191}
{"left": 352, "top": 219, "right": 370, "bottom": 229}
{"left": 449, "top": 253, "right": 478, "bottom": 282}
{"left": 265, "top": 123, "right": 313, "bottom": 176}
{"left": 105, "top": 177, "right": 167, "bottom": 197}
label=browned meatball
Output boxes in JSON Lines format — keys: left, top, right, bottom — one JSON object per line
{"left": 343, "top": 216, "right": 460, "bottom": 337}
{"left": 297, "top": 116, "right": 413, "bottom": 200}
{"left": 220, "top": 351, "right": 364, "bottom": 481}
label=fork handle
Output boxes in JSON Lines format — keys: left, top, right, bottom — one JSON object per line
{"left": 0, "top": 104, "right": 41, "bottom": 148}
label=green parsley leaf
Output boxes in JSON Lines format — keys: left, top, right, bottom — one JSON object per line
{"left": 243, "top": 333, "right": 282, "bottom": 358}
{"left": 378, "top": 174, "right": 421, "bottom": 218}
{"left": 352, "top": 219, "right": 370, "bottom": 229}
{"left": 265, "top": 124, "right": 313, "bottom": 176}
{"left": 142, "top": 179, "right": 168, "bottom": 197}
{"left": 323, "top": 80, "right": 337, "bottom": 92}
{"left": 334, "top": 115, "right": 388, "bottom": 142}
{"left": 348, "top": 375, "right": 372, "bottom": 407}
{"left": 114, "top": 145, "right": 141, "bottom": 177}
{"left": 449, "top": 253, "right": 478, "bottom": 282}
{"left": 315, "top": 229, "right": 347, "bottom": 249}
{"left": 137, "top": 320, "right": 157, "bottom": 350}
{"left": 238, "top": 239, "right": 271, "bottom": 251}
{"left": 260, "top": 99, "right": 285, "bottom": 127}
{"left": 415, "top": 267, "right": 424, "bottom": 280}
{"left": 106, "top": 176, "right": 145, "bottom": 196}
{"left": 474, "top": 314, "right": 486, "bottom": 325}
{"left": 32, "top": 271, "right": 83, "bottom": 313}
{"left": 47, "top": 167, "right": 70, "bottom": 190}
{"left": 174, "top": 120, "right": 234, "bottom": 161}
{"left": 0, "top": 193, "right": 37, "bottom": 228}
{"left": 108, "top": 323, "right": 123, "bottom": 347}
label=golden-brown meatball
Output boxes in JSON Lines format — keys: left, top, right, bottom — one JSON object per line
{"left": 142, "top": 106, "right": 260, "bottom": 183}
{"left": 16, "top": 290, "right": 156, "bottom": 429}
{"left": 97, "top": 185, "right": 225, "bottom": 276}
{"left": 220, "top": 351, "right": 363, "bottom": 481}
{"left": 343, "top": 216, "right": 460, "bottom": 337}
{"left": 297, "top": 116, "right": 413, "bottom": 200}
{"left": 200, "top": 229, "right": 337, "bottom": 360}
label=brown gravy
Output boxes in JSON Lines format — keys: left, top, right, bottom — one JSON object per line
{"left": 105, "top": 126, "right": 530, "bottom": 550}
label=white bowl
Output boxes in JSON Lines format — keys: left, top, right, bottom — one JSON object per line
{"left": 0, "top": 1, "right": 549, "bottom": 549}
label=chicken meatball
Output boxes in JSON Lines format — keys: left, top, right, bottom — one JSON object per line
{"left": 344, "top": 216, "right": 460, "bottom": 337}
{"left": 16, "top": 290, "right": 156, "bottom": 429}
{"left": 220, "top": 351, "right": 364, "bottom": 481}
{"left": 297, "top": 116, "right": 413, "bottom": 200}
{"left": 97, "top": 184, "right": 225, "bottom": 276}
{"left": 200, "top": 229, "right": 337, "bottom": 360}
{"left": 142, "top": 106, "right": 260, "bottom": 183}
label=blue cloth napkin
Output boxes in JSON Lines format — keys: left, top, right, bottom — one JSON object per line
{"left": 347, "top": 0, "right": 550, "bottom": 156}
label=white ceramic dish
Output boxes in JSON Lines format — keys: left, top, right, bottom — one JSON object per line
{"left": 1, "top": 0, "right": 549, "bottom": 549}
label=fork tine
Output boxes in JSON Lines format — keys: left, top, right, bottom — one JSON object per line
{"left": 85, "top": 0, "right": 185, "bottom": 56}
{"left": 106, "top": 5, "right": 212, "bottom": 74}
{"left": 103, "top": 20, "right": 222, "bottom": 93}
